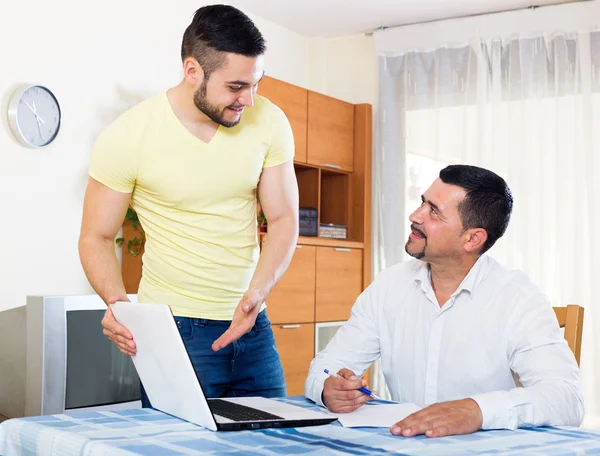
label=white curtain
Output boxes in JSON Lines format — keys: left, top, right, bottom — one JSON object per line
{"left": 374, "top": 32, "right": 600, "bottom": 428}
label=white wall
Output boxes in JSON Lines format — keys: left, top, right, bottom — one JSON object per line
{"left": 248, "top": 14, "right": 311, "bottom": 88}
{"left": 0, "top": 0, "right": 312, "bottom": 312}
{"left": 309, "top": 34, "right": 378, "bottom": 106}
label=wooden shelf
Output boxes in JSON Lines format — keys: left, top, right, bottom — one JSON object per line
{"left": 298, "top": 236, "right": 363, "bottom": 249}
{"left": 261, "top": 233, "right": 363, "bottom": 249}
{"left": 294, "top": 161, "right": 352, "bottom": 175}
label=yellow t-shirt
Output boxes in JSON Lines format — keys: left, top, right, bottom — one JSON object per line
{"left": 89, "top": 92, "right": 294, "bottom": 319}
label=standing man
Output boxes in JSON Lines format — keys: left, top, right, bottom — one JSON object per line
{"left": 79, "top": 5, "right": 299, "bottom": 403}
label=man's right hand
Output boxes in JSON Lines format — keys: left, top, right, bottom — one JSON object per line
{"left": 322, "top": 368, "right": 374, "bottom": 413}
{"left": 102, "top": 296, "right": 136, "bottom": 356}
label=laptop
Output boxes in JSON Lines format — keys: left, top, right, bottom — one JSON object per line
{"left": 110, "top": 301, "right": 337, "bottom": 431}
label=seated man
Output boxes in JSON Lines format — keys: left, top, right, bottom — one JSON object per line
{"left": 305, "top": 164, "right": 584, "bottom": 438}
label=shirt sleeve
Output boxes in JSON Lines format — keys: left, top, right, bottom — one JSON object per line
{"left": 263, "top": 104, "right": 295, "bottom": 168}
{"left": 470, "top": 294, "right": 584, "bottom": 430}
{"left": 88, "top": 115, "right": 138, "bottom": 194}
{"left": 304, "top": 280, "right": 382, "bottom": 407}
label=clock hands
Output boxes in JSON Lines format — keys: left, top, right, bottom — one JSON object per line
{"left": 25, "top": 100, "right": 45, "bottom": 141}
{"left": 26, "top": 100, "right": 46, "bottom": 141}
{"left": 24, "top": 100, "right": 45, "bottom": 124}
{"left": 35, "top": 116, "right": 45, "bottom": 141}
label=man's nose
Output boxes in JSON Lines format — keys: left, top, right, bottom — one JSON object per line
{"left": 409, "top": 207, "right": 424, "bottom": 224}
{"left": 239, "top": 89, "right": 254, "bottom": 107}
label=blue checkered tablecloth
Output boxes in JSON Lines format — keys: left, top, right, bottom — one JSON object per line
{"left": 1, "top": 396, "right": 600, "bottom": 455}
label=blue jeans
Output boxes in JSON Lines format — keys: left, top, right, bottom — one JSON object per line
{"left": 140, "top": 309, "right": 286, "bottom": 407}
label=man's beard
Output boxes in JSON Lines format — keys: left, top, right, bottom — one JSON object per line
{"left": 405, "top": 240, "right": 426, "bottom": 260}
{"left": 193, "top": 81, "right": 242, "bottom": 128}
{"left": 405, "top": 224, "right": 427, "bottom": 259}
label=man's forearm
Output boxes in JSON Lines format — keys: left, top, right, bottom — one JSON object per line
{"left": 250, "top": 215, "right": 298, "bottom": 296}
{"left": 470, "top": 380, "right": 584, "bottom": 430}
{"left": 79, "top": 236, "right": 128, "bottom": 304}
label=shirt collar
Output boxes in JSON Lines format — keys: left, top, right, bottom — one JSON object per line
{"left": 413, "top": 254, "right": 490, "bottom": 298}
{"left": 414, "top": 261, "right": 432, "bottom": 294}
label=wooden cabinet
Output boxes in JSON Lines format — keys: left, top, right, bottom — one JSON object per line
{"left": 307, "top": 92, "right": 355, "bottom": 172}
{"left": 264, "top": 243, "right": 316, "bottom": 324}
{"left": 315, "top": 247, "right": 363, "bottom": 322}
{"left": 258, "top": 76, "right": 308, "bottom": 163}
{"left": 271, "top": 324, "right": 315, "bottom": 396}
{"left": 258, "top": 78, "right": 357, "bottom": 173}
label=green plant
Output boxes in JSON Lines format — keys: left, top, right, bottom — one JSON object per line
{"left": 257, "top": 209, "right": 267, "bottom": 227}
{"left": 115, "top": 208, "right": 145, "bottom": 257}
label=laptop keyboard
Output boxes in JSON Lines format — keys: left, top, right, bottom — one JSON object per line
{"left": 208, "top": 399, "right": 284, "bottom": 422}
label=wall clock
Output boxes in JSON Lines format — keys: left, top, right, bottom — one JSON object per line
{"left": 7, "top": 84, "right": 61, "bottom": 148}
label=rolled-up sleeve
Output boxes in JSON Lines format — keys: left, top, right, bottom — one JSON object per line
{"left": 471, "top": 295, "right": 584, "bottom": 429}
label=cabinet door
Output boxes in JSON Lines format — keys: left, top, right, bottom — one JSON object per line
{"left": 307, "top": 92, "right": 354, "bottom": 172}
{"left": 263, "top": 242, "right": 316, "bottom": 324}
{"left": 272, "top": 323, "right": 315, "bottom": 396}
{"left": 258, "top": 76, "right": 308, "bottom": 163}
{"left": 315, "top": 247, "right": 363, "bottom": 321}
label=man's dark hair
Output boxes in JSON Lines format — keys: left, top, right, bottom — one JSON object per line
{"left": 439, "top": 165, "right": 513, "bottom": 254}
{"left": 181, "top": 5, "right": 266, "bottom": 79}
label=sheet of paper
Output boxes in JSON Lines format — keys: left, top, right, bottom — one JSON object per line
{"left": 328, "top": 401, "right": 422, "bottom": 428}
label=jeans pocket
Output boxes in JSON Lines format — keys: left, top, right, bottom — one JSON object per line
{"left": 251, "top": 310, "right": 271, "bottom": 334}
{"left": 175, "top": 317, "right": 194, "bottom": 341}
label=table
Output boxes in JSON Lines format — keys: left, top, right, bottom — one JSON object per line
{"left": 1, "top": 396, "right": 600, "bottom": 455}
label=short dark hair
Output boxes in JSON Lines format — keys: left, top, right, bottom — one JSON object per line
{"left": 439, "top": 165, "right": 513, "bottom": 254}
{"left": 181, "top": 5, "right": 266, "bottom": 79}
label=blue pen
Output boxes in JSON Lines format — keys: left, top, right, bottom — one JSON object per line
{"left": 324, "top": 369, "right": 381, "bottom": 399}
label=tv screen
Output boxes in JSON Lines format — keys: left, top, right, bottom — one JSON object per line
{"left": 65, "top": 310, "right": 140, "bottom": 409}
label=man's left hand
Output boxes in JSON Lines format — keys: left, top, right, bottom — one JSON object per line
{"left": 391, "top": 398, "right": 483, "bottom": 438}
{"left": 211, "top": 288, "right": 265, "bottom": 352}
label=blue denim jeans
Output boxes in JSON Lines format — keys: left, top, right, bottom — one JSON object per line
{"left": 140, "top": 309, "right": 286, "bottom": 407}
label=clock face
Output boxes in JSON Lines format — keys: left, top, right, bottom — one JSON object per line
{"left": 9, "top": 85, "right": 61, "bottom": 148}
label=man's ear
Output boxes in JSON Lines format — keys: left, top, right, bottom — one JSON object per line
{"left": 183, "top": 57, "right": 204, "bottom": 85}
{"left": 464, "top": 228, "right": 488, "bottom": 254}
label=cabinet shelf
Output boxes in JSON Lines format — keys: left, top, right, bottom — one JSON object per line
{"left": 297, "top": 236, "right": 363, "bottom": 249}
{"left": 261, "top": 233, "right": 363, "bottom": 249}
{"left": 293, "top": 161, "right": 352, "bottom": 175}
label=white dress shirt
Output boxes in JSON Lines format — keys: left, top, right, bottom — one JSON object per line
{"left": 305, "top": 255, "right": 584, "bottom": 429}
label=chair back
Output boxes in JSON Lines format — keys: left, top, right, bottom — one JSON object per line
{"left": 553, "top": 305, "right": 584, "bottom": 366}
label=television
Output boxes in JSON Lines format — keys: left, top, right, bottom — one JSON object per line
{"left": 0, "top": 294, "right": 141, "bottom": 418}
